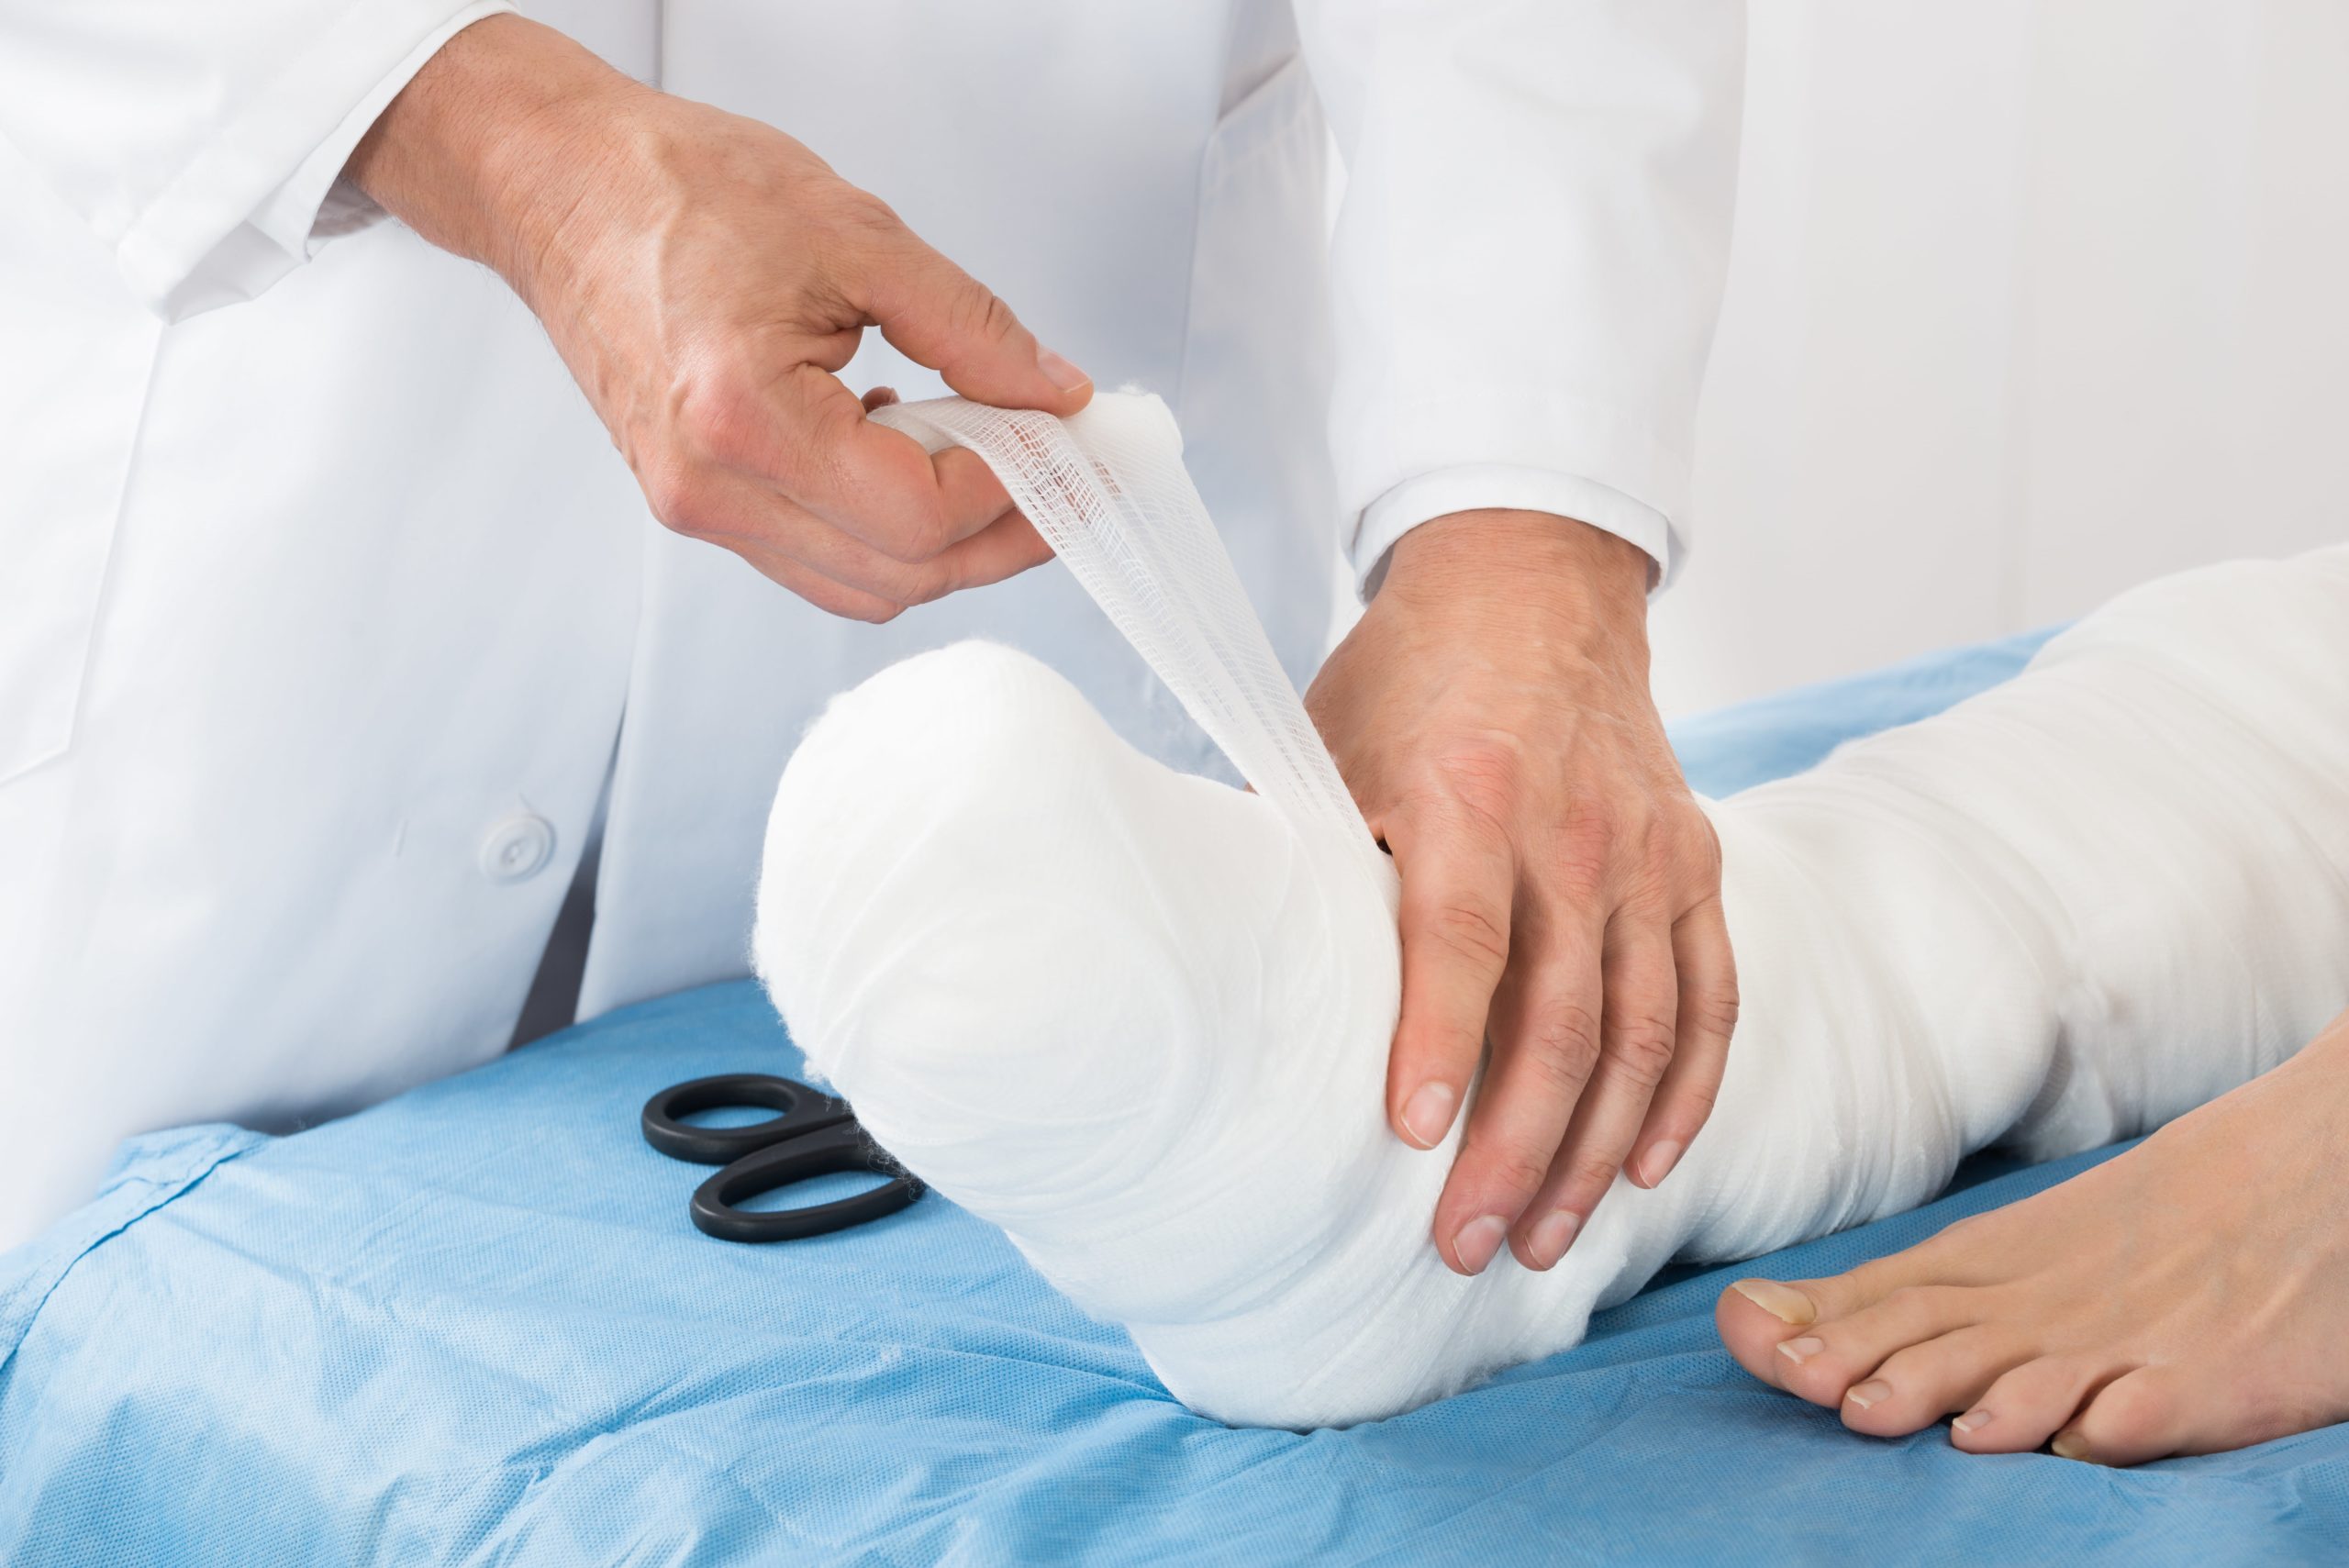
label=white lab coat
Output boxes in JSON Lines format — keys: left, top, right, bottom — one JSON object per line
{"left": 0, "top": 0, "right": 1742, "bottom": 1245}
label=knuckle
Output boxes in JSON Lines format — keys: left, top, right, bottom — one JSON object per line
{"left": 952, "top": 284, "right": 1022, "bottom": 349}
{"left": 822, "top": 185, "right": 906, "bottom": 243}
{"left": 844, "top": 597, "right": 905, "bottom": 626}
{"left": 675, "top": 357, "right": 776, "bottom": 473}
{"left": 1519, "top": 1003, "right": 1603, "bottom": 1089}
{"left": 893, "top": 561, "right": 957, "bottom": 607}
{"left": 1667, "top": 1072, "right": 1720, "bottom": 1122}
{"left": 640, "top": 460, "right": 710, "bottom": 538}
{"left": 1606, "top": 1013, "right": 1678, "bottom": 1087}
{"left": 841, "top": 550, "right": 940, "bottom": 606}
{"left": 890, "top": 505, "right": 958, "bottom": 563}
{"left": 1550, "top": 814, "right": 1616, "bottom": 900}
{"left": 848, "top": 483, "right": 955, "bottom": 569}
{"left": 1689, "top": 982, "right": 1742, "bottom": 1044}
{"left": 1636, "top": 825, "right": 1682, "bottom": 892}
{"left": 1564, "top": 1151, "right": 1623, "bottom": 1198}
{"left": 1482, "top": 1146, "right": 1555, "bottom": 1198}
{"left": 1426, "top": 899, "right": 1510, "bottom": 971}
{"left": 1675, "top": 811, "right": 1725, "bottom": 882}
{"left": 800, "top": 389, "right": 870, "bottom": 494}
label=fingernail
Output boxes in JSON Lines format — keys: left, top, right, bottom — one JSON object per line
{"left": 1776, "top": 1336, "right": 1824, "bottom": 1366}
{"left": 1453, "top": 1215, "right": 1509, "bottom": 1275}
{"left": 1730, "top": 1279, "right": 1818, "bottom": 1326}
{"left": 2050, "top": 1433, "right": 2090, "bottom": 1462}
{"left": 1953, "top": 1409, "right": 1992, "bottom": 1435}
{"left": 1037, "top": 346, "right": 1090, "bottom": 393}
{"left": 1527, "top": 1208, "right": 1581, "bottom": 1267}
{"left": 1846, "top": 1379, "right": 1891, "bottom": 1410}
{"left": 1637, "top": 1140, "right": 1684, "bottom": 1187}
{"left": 1399, "top": 1082, "right": 1459, "bottom": 1148}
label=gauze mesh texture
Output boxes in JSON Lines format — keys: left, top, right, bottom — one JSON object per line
{"left": 872, "top": 394, "right": 1388, "bottom": 888}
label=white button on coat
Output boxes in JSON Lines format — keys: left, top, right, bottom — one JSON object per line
{"left": 479, "top": 814, "right": 556, "bottom": 884}
{"left": 0, "top": 0, "right": 1745, "bottom": 1246}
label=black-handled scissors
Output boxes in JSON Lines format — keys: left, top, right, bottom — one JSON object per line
{"left": 640, "top": 1073, "right": 925, "bottom": 1242}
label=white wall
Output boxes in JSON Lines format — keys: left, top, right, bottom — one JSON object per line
{"left": 1651, "top": 0, "right": 2349, "bottom": 716}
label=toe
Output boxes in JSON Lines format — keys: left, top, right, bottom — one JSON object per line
{"left": 1718, "top": 1280, "right": 1815, "bottom": 1388}
{"left": 1768, "top": 1284, "right": 1982, "bottom": 1410}
{"left": 1717, "top": 1269, "right": 1907, "bottom": 1391}
{"left": 2053, "top": 1366, "right": 2191, "bottom": 1467}
{"left": 1949, "top": 1355, "right": 2111, "bottom": 1456}
{"left": 1838, "top": 1326, "right": 2025, "bottom": 1438}
{"left": 1719, "top": 1220, "right": 2015, "bottom": 1394}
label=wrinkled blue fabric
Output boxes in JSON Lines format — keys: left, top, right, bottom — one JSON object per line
{"left": 8, "top": 627, "right": 2346, "bottom": 1567}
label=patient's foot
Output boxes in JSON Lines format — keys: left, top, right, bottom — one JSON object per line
{"left": 746, "top": 639, "right": 2156, "bottom": 1429}
{"left": 756, "top": 642, "right": 1764, "bottom": 1426}
{"left": 754, "top": 642, "right": 1508, "bottom": 1427}
{"left": 1718, "top": 1007, "right": 2349, "bottom": 1465}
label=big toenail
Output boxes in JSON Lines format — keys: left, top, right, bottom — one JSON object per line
{"left": 1953, "top": 1409, "right": 1992, "bottom": 1435}
{"left": 1527, "top": 1208, "right": 1580, "bottom": 1266}
{"left": 2050, "top": 1433, "right": 2090, "bottom": 1462}
{"left": 1731, "top": 1280, "right": 1818, "bottom": 1326}
{"left": 1777, "top": 1336, "right": 1825, "bottom": 1365}
{"left": 1400, "top": 1083, "right": 1459, "bottom": 1148}
{"left": 1453, "top": 1216, "right": 1508, "bottom": 1274}
{"left": 1846, "top": 1379, "right": 1891, "bottom": 1410}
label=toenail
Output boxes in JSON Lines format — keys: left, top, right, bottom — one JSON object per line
{"left": 1637, "top": 1140, "right": 1684, "bottom": 1186}
{"left": 1731, "top": 1280, "right": 1818, "bottom": 1326}
{"left": 2050, "top": 1433, "right": 2091, "bottom": 1462}
{"left": 1400, "top": 1082, "right": 1460, "bottom": 1148}
{"left": 1953, "top": 1409, "right": 1992, "bottom": 1435}
{"left": 1453, "top": 1215, "right": 1508, "bottom": 1274}
{"left": 1776, "top": 1336, "right": 1825, "bottom": 1366}
{"left": 1845, "top": 1379, "right": 1891, "bottom": 1410}
{"left": 1527, "top": 1208, "right": 1580, "bottom": 1266}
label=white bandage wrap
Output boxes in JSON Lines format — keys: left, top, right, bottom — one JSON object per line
{"left": 757, "top": 395, "right": 2349, "bottom": 1428}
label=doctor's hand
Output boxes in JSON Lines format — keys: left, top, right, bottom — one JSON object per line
{"left": 1305, "top": 510, "right": 1738, "bottom": 1277}
{"left": 347, "top": 15, "right": 1091, "bottom": 622}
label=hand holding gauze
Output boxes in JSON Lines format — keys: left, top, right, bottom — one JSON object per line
{"left": 346, "top": 15, "right": 1093, "bottom": 622}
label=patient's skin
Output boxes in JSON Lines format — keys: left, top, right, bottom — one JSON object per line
{"left": 1717, "top": 1005, "right": 2349, "bottom": 1466}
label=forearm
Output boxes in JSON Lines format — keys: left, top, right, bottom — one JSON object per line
{"left": 344, "top": 14, "right": 643, "bottom": 302}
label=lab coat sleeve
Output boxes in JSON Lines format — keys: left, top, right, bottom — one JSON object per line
{"left": 1292, "top": 1, "right": 1746, "bottom": 591}
{"left": 0, "top": 0, "right": 514, "bottom": 321}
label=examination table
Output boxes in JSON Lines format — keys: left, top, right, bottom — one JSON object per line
{"left": 6, "top": 629, "right": 2346, "bottom": 1566}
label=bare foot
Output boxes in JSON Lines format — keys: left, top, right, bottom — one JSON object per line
{"left": 1716, "top": 1007, "right": 2349, "bottom": 1466}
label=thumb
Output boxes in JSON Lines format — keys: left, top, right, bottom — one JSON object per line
{"left": 860, "top": 230, "right": 1093, "bottom": 416}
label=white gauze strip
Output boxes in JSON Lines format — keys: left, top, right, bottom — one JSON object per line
{"left": 872, "top": 394, "right": 1392, "bottom": 890}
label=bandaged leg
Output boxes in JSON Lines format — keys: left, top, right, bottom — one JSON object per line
{"left": 754, "top": 401, "right": 2349, "bottom": 1428}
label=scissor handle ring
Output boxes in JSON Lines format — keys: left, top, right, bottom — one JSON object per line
{"left": 641, "top": 1073, "right": 852, "bottom": 1165}
{"left": 689, "top": 1123, "right": 927, "bottom": 1243}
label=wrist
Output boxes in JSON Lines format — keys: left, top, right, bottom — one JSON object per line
{"left": 346, "top": 15, "right": 646, "bottom": 298}
{"left": 1383, "top": 509, "right": 1653, "bottom": 647}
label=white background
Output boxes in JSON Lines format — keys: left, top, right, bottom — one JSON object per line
{"left": 1647, "top": 0, "right": 2348, "bottom": 715}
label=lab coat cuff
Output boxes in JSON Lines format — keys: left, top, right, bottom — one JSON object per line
{"left": 1352, "top": 465, "right": 1677, "bottom": 599}
{"left": 117, "top": 0, "right": 514, "bottom": 322}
